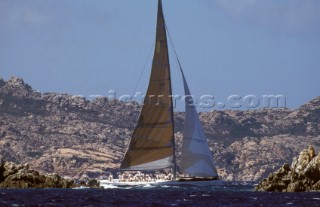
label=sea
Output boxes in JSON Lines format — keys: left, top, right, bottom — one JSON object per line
{"left": 0, "top": 182, "right": 320, "bottom": 207}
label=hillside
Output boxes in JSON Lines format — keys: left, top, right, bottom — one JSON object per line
{"left": 0, "top": 77, "right": 319, "bottom": 181}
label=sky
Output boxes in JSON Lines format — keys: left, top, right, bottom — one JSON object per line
{"left": 1, "top": 0, "right": 319, "bottom": 111}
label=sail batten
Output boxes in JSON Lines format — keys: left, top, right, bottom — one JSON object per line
{"left": 123, "top": 156, "right": 173, "bottom": 171}
{"left": 120, "top": 0, "right": 175, "bottom": 171}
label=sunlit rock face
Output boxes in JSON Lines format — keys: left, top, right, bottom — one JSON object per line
{"left": 256, "top": 145, "right": 320, "bottom": 192}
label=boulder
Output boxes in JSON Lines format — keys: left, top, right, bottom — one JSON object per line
{"left": 87, "top": 179, "right": 100, "bottom": 188}
{"left": 0, "top": 161, "right": 76, "bottom": 188}
{"left": 256, "top": 146, "right": 320, "bottom": 192}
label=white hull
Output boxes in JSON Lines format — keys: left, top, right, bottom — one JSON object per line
{"left": 100, "top": 179, "right": 223, "bottom": 188}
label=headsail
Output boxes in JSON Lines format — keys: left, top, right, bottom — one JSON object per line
{"left": 180, "top": 73, "right": 218, "bottom": 177}
{"left": 120, "top": 0, "right": 175, "bottom": 171}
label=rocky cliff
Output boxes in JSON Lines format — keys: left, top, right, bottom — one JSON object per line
{"left": 256, "top": 145, "right": 320, "bottom": 192}
{"left": 1, "top": 77, "right": 319, "bottom": 181}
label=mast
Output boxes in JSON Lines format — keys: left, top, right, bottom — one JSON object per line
{"left": 120, "top": 0, "right": 176, "bottom": 176}
{"left": 158, "top": 0, "right": 177, "bottom": 181}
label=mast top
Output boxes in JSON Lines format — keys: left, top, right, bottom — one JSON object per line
{"left": 158, "top": 0, "right": 164, "bottom": 17}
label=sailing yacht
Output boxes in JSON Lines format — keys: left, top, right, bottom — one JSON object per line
{"left": 100, "top": 0, "right": 218, "bottom": 187}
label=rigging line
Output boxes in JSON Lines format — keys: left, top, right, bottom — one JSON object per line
{"left": 123, "top": 43, "right": 155, "bottom": 168}
{"left": 164, "top": 22, "right": 186, "bottom": 78}
{"left": 128, "top": 2, "right": 154, "bottom": 99}
{"left": 131, "top": 42, "right": 154, "bottom": 99}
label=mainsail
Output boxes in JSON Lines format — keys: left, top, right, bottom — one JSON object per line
{"left": 180, "top": 72, "right": 218, "bottom": 177}
{"left": 120, "top": 0, "right": 175, "bottom": 171}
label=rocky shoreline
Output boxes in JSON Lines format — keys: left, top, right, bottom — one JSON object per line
{"left": 255, "top": 146, "right": 320, "bottom": 192}
{"left": 0, "top": 162, "right": 100, "bottom": 189}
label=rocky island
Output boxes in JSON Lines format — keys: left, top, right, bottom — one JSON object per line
{"left": 256, "top": 145, "right": 320, "bottom": 192}
{"left": 0, "top": 161, "right": 75, "bottom": 188}
{"left": 0, "top": 161, "right": 101, "bottom": 189}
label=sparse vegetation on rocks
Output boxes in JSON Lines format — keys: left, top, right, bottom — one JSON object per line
{"left": 1, "top": 77, "right": 320, "bottom": 181}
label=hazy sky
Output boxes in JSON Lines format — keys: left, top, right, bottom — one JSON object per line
{"left": 1, "top": 0, "right": 319, "bottom": 111}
